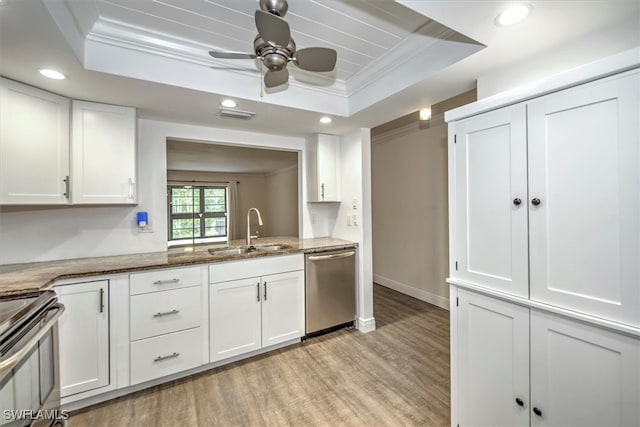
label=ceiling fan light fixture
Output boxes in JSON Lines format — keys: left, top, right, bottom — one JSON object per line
{"left": 39, "top": 68, "right": 67, "bottom": 80}
{"left": 495, "top": 4, "right": 532, "bottom": 26}
{"left": 221, "top": 99, "right": 237, "bottom": 108}
{"left": 320, "top": 116, "right": 332, "bottom": 124}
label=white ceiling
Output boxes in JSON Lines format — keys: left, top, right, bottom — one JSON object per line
{"left": 0, "top": 0, "right": 638, "bottom": 137}
{"left": 167, "top": 139, "right": 298, "bottom": 174}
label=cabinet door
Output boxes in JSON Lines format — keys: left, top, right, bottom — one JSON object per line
{"left": 209, "top": 277, "right": 262, "bottom": 362}
{"left": 0, "top": 78, "right": 70, "bottom": 204}
{"left": 457, "top": 289, "right": 530, "bottom": 427}
{"left": 452, "top": 104, "right": 529, "bottom": 297}
{"left": 317, "top": 134, "right": 339, "bottom": 201}
{"left": 261, "top": 270, "right": 305, "bottom": 347}
{"left": 72, "top": 101, "right": 136, "bottom": 204}
{"left": 307, "top": 133, "right": 339, "bottom": 202}
{"left": 56, "top": 280, "right": 109, "bottom": 397}
{"left": 530, "top": 310, "right": 640, "bottom": 427}
{"left": 528, "top": 70, "right": 640, "bottom": 326}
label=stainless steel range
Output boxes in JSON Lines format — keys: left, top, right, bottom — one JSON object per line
{"left": 0, "top": 290, "right": 66, "bottom": 426}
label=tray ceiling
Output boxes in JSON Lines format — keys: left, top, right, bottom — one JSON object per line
{"left": 43, "top": 0, "right": 484, "bottom": 116}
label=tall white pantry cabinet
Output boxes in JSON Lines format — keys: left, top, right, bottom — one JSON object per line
{"left": 446, "top": 49, "right": 640, "bottom": 427}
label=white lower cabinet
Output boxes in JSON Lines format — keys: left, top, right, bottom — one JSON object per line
{"left": 210, "top": 277, "right": 262, "bottom": 360}
{"left": 209, "top": 255, "right": 305, "bottom": 362}
{"left": 455, "top": 288, "right": 640, "bottom": 427}
{"left": 128, "top": 266, "right": 205, "bottom": 385}
{"left": 130, "top": 286, "right": 201, "bottom": 341}
{"left": 530, "top": 310, "right": 640, "bottom": 427}
{"left": 130, "top": 327, "right": 202, "bottom": 385}
{"left": 56, "top": 280, "right": 110, "bottom": 397}
{"left": 457, "top": 290, "right": 529, "bottom": 427}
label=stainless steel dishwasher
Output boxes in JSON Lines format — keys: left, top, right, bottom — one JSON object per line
{"left": 305, "top": 248, "right": 356, "bottom": 335}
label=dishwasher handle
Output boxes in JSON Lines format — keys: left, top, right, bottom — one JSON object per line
{"left": 307, "top": 251, "right": 355, "bottom": 261}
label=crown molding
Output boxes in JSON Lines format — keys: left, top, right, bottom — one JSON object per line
{"left": 87, "top": 17, "right": 348, "bottom": 97}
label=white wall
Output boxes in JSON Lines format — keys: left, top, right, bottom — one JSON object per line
{"left": 477, "top": 19, "right": 640, "bottom": 99}
{"left": 371, "top": 117, "right": 450, "bottom": 309}
{"left": 264, "top": 166, "right": 298, "bottom": 237}
{"left": 327, "top": 128, "right": 375, "bottom": 332}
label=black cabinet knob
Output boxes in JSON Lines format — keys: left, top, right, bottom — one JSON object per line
{"left": 533, "top": 407, "right": 543, "bottom": 416}
{"left": 513, "top": 198, "right": 522, "bottom": 206}
{"left": 515, "top": 397, "right": 524, "bottom": 407}
{"left": 531, "top": 198, "right": 541, "bottom": 206}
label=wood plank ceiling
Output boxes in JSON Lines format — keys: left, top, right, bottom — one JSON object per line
{"left": 82, "top": 0, "right": 431, "bottom": 82}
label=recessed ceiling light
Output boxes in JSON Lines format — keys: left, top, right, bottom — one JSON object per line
{"left": 320, "top": 116, "right": 332, "bottom": 124}
{"left": 495, "top": 4, "right": 532, "bottom": 27}
{"left": 39, "top": 69, "right": 67, "bottom": 80}
{"left": 221, "top": 99, "right": 237, "bottom": 108}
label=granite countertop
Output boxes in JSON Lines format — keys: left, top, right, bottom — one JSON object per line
{"left": 0, "top": 237, "right": 357, "bottom": 296}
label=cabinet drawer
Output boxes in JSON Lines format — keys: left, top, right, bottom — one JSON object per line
{"left": 130, "top": 327, "right": 202, "bottom": 385}
{"left": 130, "top": 266, "right": 201, "bottom": 295}
{"left": 210, "top": 254, "right": 304, "bottom": 283}
{"left": 130, "top": 287, "right": 201, "bottom": 341}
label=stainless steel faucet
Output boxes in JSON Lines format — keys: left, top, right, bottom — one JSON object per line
{"left": 246, "top": 208, "right": 264, "bottom": 246}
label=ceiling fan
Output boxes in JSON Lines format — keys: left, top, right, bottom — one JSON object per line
{"left": 208, "top": 0, "right": 338, "bottom": 89}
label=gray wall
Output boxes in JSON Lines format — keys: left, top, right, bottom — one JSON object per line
{"left": 370, "top": 89, "right": 475, "bottom": 309}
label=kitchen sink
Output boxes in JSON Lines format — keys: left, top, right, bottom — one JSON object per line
{"left": 256, "top": 244, "right": 291, "bottom": 252}
{"left": 208, "top": 247, "right": 248, "bottom": 256}
{"left": 208, "top": 243, "right": 291, "bottom": 256}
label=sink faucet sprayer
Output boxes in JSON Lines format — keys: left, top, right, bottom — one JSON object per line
{"left": 246, "top": 208, "right": 264, "bottom": 247}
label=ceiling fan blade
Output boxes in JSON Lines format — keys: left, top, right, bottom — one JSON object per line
{"left": 264, "top": 68, "right": 289, "bottom": 88}
{"left": 255, "top": 10, "right": 291, "bottom": 46}
{"left": 209, "top": 51, "right": 257, "bottom": 60}
{"left": 294, "top": 47, "right": 337, "bottom": 72}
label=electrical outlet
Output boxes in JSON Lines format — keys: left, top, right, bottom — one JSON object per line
{"left": 139, "top": 220, "right": 154, "bottom": 233}
{"left": 352, "top": 213, "right": 358, "bottom": 226}
{"left": 311, "top": 213, "right": 317, "bottom": 224}
{"left": 352, "top": 198, "right": 358, "bottom": 210}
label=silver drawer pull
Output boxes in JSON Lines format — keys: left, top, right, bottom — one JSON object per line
{"left": 153, "top": 278, "right": 180, "bottom": 285}
{"left": 153, "top": 309, "right": 180, "bottom": 318}
{"left": 154, "top": 352, "right": 180, "bottom": 362}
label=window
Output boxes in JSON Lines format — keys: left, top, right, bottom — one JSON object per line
{"left": 168, "top": 185, "right": 227, "bottom": 243}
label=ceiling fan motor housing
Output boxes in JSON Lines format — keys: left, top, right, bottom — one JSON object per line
{"left": 259, "top": 0, "right": 288, "bottom": 17}
{"left": 254, "top": 36, "right": 295, "bottom": 71}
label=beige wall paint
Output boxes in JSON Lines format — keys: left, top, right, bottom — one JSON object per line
{"left": 371, "top": 118, "right": 450, "bottom": 308}
{"left": 264, "top": 166, "right": 299, "bottom": 237}
{"left": 371, "top": 91, "right": 475, "bottom": 308}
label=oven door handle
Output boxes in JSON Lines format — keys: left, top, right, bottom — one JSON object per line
{"left": 0, "top": 303, "right": 65, "bottom": 376}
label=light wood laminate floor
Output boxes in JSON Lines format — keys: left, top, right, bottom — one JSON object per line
{"left": 69, "top": 284, "right": 450, "bottom": 426}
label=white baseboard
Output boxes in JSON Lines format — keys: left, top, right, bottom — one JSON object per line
{"left": 356, "top": 316, "right": 376, "bottom": 333}
{"left": 374, "top": 274, "right": 450, "bottom": 310}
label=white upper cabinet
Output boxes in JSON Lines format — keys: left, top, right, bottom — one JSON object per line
{"left": 307, "top": 133, "right": 340, "bottom": 202}
{"left": 0, "top": 78, "right": 70, "bottom": 204}
{"left": 0, "top": 79, "right": 138, "bottom": 205}
{"left": 527, "top": 70, "right": 639, "bottom": 326}
{"left": 450, "top": 69, "right": 639, "bottom": 326}
{"left": 72, "top": 101, "right": 137, "bottom": 204}
{"left": 451, "top": 104, "right": 529, "bottom": 298}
